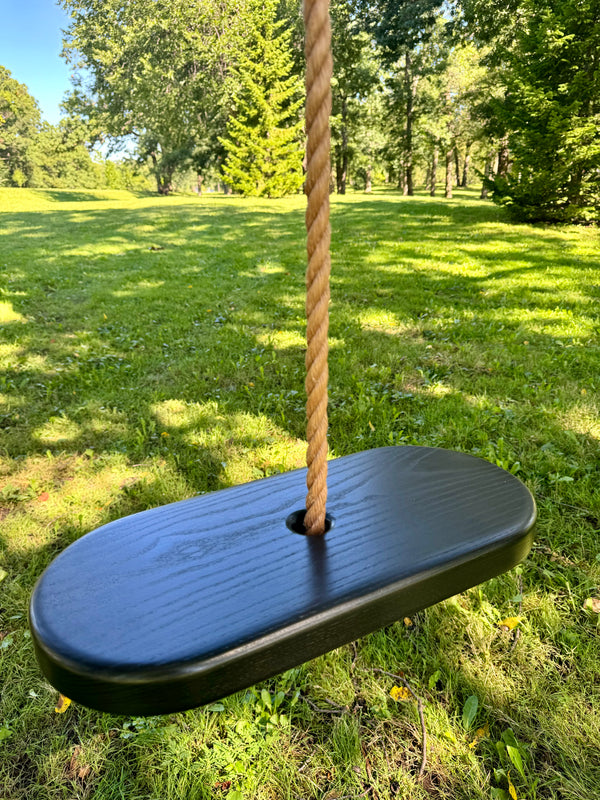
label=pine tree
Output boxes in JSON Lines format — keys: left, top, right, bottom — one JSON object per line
{"left": 220, "top": 0, "right": 304, "bottom": 198}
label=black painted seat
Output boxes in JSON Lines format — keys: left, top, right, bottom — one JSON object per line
{"left": 30, "top": 446, "right": 536, "bottom": 716}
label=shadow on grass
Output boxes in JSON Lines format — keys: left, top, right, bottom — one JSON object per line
{"left": 29, "top": 188, "right": 155, "bottom": 204}
{"left": 1, "top": 191, "right": 598, "bottom": 497}
{"left": 1, "top": 190, "right": 599, "bottom": 797}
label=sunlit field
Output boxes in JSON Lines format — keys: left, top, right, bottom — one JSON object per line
{"left": 1, "top": 187, "right": 599, "bottom": 799}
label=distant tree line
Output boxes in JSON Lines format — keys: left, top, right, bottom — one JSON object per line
{"left": 0, "top": 66, "right": 152, "bottom": 191}
{"left": 1, "top": 0, "right": 598, "bottom": 221}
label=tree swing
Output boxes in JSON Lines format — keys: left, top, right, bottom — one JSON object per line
{"left": 29, "top": 0, "right": 536, "bottom": 716}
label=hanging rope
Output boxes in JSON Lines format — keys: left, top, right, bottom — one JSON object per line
{"left": 303, "top": 0, "right": 332, "bottom": 535}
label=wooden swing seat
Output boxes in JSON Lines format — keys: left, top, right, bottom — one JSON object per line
{"left": 30, "top": 445, "right": 536, "bottom": 716}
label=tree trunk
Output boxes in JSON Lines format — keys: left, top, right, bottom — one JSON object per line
{"left": 365, "top": 164, "right": 372, "bottom": 193}
{"left": 197, "top": 173, "right": 203, "bottom": 195}
{"left": 424, "top": 165, "right": 431, "bottom": 193}
{"left": 454, "top": 148, "right": 460, "bottom": 187}
{"left": 430, "top": 146, "right": 438, "bottom": 197}
{"left": 334, "top": 100, "right": 349, "bottom": 194}
{"left": 404, "top": 51, "right": 414, "bottom": 196}
{"left": 335, "top": 146, "right": 345, "bottom": 194}
{"left": 159, "top": 173, "right": 174, "bottom": 195}
{"left": 497, "top": 137, "right": 510, "bottom": 178}
{"left": 570, "top": 166, "right": 585, "bottom": 206}
{"left": 461, "top": 141, "right": 472, "bottom": 187}
{"left": 340, "top": 97, "right": 349, "bottom": 194}
{"left": 480, "top": 152, "right": 494, "bottom": 199}
{"left": 445, "top": 147, "right": 453, "bottom": 199}
{"left": 150, "top": 152, "right": 161, "bottom": 194}
{"left": 151, "top": 153, "right": 174, "bottom": 195}
{"left": 398, "top": 157, "right": 407, "bottom": 193}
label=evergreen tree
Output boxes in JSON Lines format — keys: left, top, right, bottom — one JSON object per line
{"left": 221, "top": 0, "right": 304, "bottom": 198}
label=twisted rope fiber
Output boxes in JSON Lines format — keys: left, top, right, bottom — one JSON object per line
{"left": 303, "top": 0, "right": 332, "bottom": 535}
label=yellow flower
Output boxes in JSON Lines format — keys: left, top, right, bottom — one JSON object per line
{"left": 469, "top": 723, "right": 490, "bottom": 749}
{"left": 55, "top": 694, "right": 71, "bottom": 713}
{"left": 390, "top": 685, "right": 411, "bottom": 702}
{"left": 498, "top": 617, "right": 522, "bottom": 631}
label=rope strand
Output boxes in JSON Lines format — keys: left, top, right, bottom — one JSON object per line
{"left": 303, "top": 0, "right": 332, "bottom": 535}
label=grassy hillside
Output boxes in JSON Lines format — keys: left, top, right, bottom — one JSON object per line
{"left": 1, "top": 187, "right": 599, "bottom": 799}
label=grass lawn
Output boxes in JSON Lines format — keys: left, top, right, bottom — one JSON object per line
{"left": 0, "top": 186, "right": 599, "bottom": 799}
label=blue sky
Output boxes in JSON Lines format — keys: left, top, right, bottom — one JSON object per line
{"left": 1, "top": 0, "right": 73, "bottom": 124}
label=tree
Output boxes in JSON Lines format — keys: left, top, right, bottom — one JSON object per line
{"left": 330, "top": 0, "right": 378, "bottom": 194}
{"left": 220, "top": 0, "right": 304, "bottom": 197}
{"left": 61, "top": 0, "right": 244, "bottom": 194}
{"left": 493, "top": 0, "right": 600, "bottom": 221}
{"left": 0, "top": 66, "right": 41, "bottom": 186}
{"left": 429, "top": 41, "right": 489, "bottom": 196}
{"left": 350, "top": 90, "right": 386, "bottom": 191}
{"left": 363, "top": 0, "right": 445, "bottom": 195}
{"left": 29, "top": 117, "right": 102, "bottom": 188}
{"left": 459, "top": 0, "right": 600, "bottom": 222}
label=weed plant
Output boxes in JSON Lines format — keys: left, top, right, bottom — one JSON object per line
{"left": 0, "top": 187, "right": 599, "bottom": 799}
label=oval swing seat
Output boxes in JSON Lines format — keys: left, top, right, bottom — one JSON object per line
{"left": 30, "top": 445, "right": 536, "bottom": 716}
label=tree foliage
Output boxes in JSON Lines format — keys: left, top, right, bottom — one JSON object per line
{"left": 459, "top": 0, "right": 600, "bottom": 221}
{"left": 363, "top": 0, "right": 444, "bottom": 57}
{"left": 2, "top": 0, "right": 597, "bottom": 219}
{"left": 363, "top": 0, "right": 446, "bottom": 194}
{"left": 61, "top": 0, "right": 244, "bottom": 193}
{"left": 330, "top": 0, "right": 379, "bottom": 194}
{"left": 0, "top": 66, "right": 41, "bottom": 185}
{"left": 220, "top": 0, "right": 304, "bottom": 197}
{"left": 28, "top": 118, "right": 100, "bottom": 188}
{"left": 490, "top": 0, "right": 600, "bottom": 221}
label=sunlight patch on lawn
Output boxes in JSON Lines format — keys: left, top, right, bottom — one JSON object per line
{"left": 0, "top": 393, "right": 25, "bottom": 408}
{"left": 150, "top": 398, "right": 306, "bottom": 485}
{"left": 560, "top": 404, "right": 600, "bottom": 439}
{"left": 358, "top": 309, "right": 401, "bottom": 331}
{"left": 256, "top": 260, "right": 286, "bottom": 275}
{"left": 34, "top": 417, "right": 82, "bottom": 444}
{"left": 24, "top": 353, "right": 53, "bottom": 373}
{"left": 113, "top": 279, "right": 165, "bottom": 296}
{"left": 426, "top": 384, "right": 453, "bottom": 397}
{"left": 151, "top": 399, "right": 222, "bottom": 431}
{"left": 0, "top": 452, "right": 158, "bottom": 553}
{"left": 0, "top": 343, "right": 25, "bottom": 361}
{"left": 257, "top": 330, "right": 305, "bottom": 349}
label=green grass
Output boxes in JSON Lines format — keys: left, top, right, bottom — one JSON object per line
{"left": 0, "top": 186, "right": 599, "bottom": 800}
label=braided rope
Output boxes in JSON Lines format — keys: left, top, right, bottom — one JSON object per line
{"left": 303, "top": 0, "right": 332, "bottom": 535}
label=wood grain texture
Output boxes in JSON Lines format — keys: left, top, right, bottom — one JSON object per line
{"left": 29, "top": 446, "right": 536, "bottom": 715}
